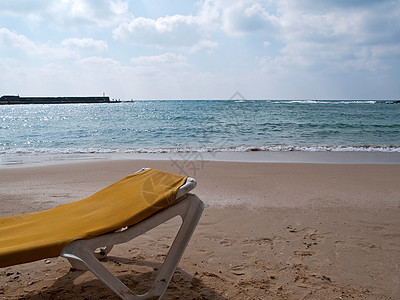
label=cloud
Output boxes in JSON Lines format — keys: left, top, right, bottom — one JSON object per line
{"left": 131, "top": 53, "right": 188, "bottom": 67}
{"left": 0, "top": 28, "right": 76, "bottom": 59}
{"left": 48, "top": 0, "right": 130, "bottom": 27}
{"left": 1, "top": 28, "right": 110, "bottom": 61}
{"left": 278, "top": 0, "right": 400, "bottom": 46}
{"left": 190, "top": 39, "right": 218, "bottom": 53}
{"left": 256, "top": 0, "right": 400, "bottom": 76}
{"left": 196, "top": 0, "right": 279, "bottom": 36}
{"left": 78, "top": 56, "right": 121, "bottom": 69}
{"left": 0, "top": 0, "right": 130, "bottom": 27}
{"left": 287, "top": 0, "right": 393, "bottom": 11}
{"left": 113, "top": 0, "right": 279, "bottom": 50}
{"left": 1, "top": 0, "right": 400, "bottom": 99}
{"left": 113, "top": 14, "right": 203, "bottom": 48}
{"left": 62, "top": 38, "right": 108, "bottom": 52}
{"left": 0, "top": 28, "right": 37, "bottom": 53}
{"left": 0, "top": 0, "right": 49, "bottom": 15}
{"left": 220, "top": 1, "right": 279, "bottom": 35}
{"left": 112, "top": 0, "right": 225, "bottom": 51}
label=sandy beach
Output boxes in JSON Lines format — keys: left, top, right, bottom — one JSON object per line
{"left": 0, "top": 159, "right": 399, "bottom": 299}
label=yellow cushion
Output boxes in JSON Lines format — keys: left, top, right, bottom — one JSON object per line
{"left": 0, "top": 169, "right": 187, "bottom": 267}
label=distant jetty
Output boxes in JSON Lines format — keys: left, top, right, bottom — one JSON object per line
{"left": 0, "top": 95, "right": 114, "bottom": 105}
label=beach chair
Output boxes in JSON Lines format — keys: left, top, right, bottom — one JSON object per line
{"left": 0, "top": 168, "right": 204, "bottom": 299}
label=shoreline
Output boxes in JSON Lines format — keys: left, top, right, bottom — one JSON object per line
{"left": 1, "top": 150, "right": 400, "bottom": 169}
{"left": 2, "top": 159, "right": 398, "bottom": 209}
{"left": 1, "top": 160, "right": 399, "bottom": 298}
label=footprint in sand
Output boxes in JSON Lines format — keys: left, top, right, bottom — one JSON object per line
{"left": 229, "top": 264, "right": 246, "bottom": 276}
{"left": 242, "top": 237, "right": 273, "bottom": 246}
{"left": 294, "top": 250, "right": 314, "bottom": 257}
{"left": 286, "top": 226, "right": 328, "bottom": 245}
{"left": 220, "top": 238, "right": 234, "bottom": 247}
{"left": 300, "top": 228, "right": 328, "bottom": 249}
{"left": 357, "top": 241, "right": 379, "bottom": 250}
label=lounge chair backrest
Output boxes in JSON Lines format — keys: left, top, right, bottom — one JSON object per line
{"left": 0, "top": 168, "right": 187, "bottom": 267}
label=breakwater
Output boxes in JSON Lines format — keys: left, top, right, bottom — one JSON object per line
{"left": 0, "top": 95, "right": 111, "bottom": 105}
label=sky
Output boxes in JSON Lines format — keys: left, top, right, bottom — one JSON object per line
{"left": 0, "top": 0, "right": 400, "bottom": 100}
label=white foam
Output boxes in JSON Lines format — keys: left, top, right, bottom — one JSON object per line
{"left": 1, "top": 144, "right": 400, "bottom": 157}
{"left": 280, "top": 100, "right": 378, "bottom": 104}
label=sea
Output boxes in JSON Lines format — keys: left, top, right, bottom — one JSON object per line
{"left": 1, "top": 100, "right": 400, "bottom": 167}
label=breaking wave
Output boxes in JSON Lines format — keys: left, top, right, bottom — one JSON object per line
{"left": 1, "top": 144, "right": 400, "bottom": 155}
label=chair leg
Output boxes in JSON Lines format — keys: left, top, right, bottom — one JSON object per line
{"left": 62, "top": 247, "right": 136, "bottom": 299}
{"left": 61, "top": 195, "right": 204, "bottom": 300}
{"left": 149, "top": 196, "right": 204, "bottom": 297}
{"left": 65, "top": 255, "right": 88, "bottom": 271}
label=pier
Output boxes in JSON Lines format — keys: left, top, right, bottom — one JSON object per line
{"left": 0, "top": 95, "right": 112, "bottom": 105}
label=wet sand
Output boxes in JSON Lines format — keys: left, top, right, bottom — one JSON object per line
{"left": 0, "top": 159, "right": 399, "bottom": 299}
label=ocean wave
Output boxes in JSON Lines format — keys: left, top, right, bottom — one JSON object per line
{"left": 1, "top": 145, "right": 400, "bottom": 156}
{"left": 279, "top": 100, "right": 379, "bottom": 104}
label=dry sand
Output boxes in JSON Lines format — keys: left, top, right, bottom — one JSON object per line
{"left": 0, "top": 159, "right": 399, "bottom": 299}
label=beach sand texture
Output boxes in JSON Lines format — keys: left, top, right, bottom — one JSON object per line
{"left": 0, "top": 160, "right": 399, "bottom": 299}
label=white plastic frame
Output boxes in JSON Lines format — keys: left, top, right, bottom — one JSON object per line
{"left": 60, "top": 170, "right": 204, "bottom": 299}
